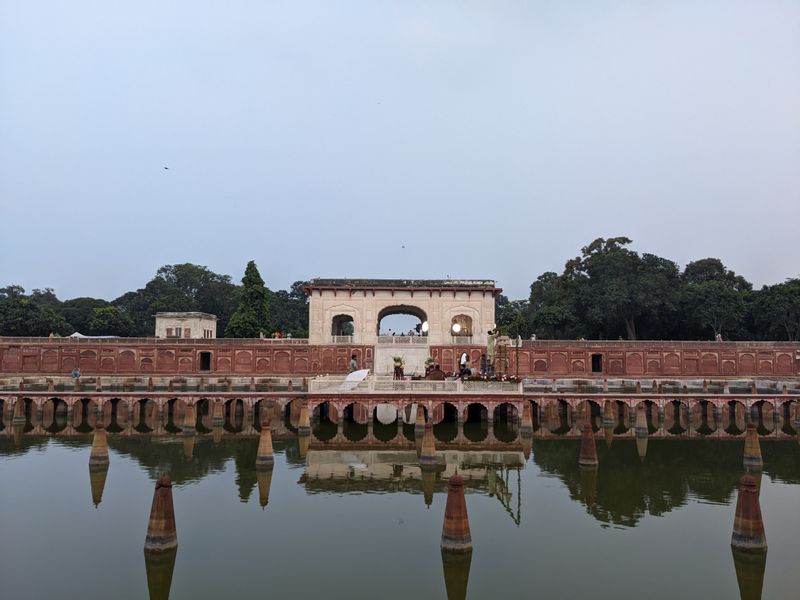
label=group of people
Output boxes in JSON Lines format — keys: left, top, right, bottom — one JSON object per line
{"left": 379, "top": 329, "right": 423, "bottom": 337}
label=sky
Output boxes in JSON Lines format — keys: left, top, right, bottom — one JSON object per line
{"left": 1, "top": 0, "right": 798, "bottom": 301}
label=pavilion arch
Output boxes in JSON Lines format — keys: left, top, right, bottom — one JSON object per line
{"left": 376, "top": 305, "right": 428, "bottom": 336}
{"left": 724, "top": 399, "right": 747, "bottom": 436}
{"left": 341, "top": 402, "right": 368, "bottom": 441}
{"left": 634, "top": 400, "right": 658, "bottom": 434}
{"left": 450, "top": 314, "right": 473, "bottom": 337}
{"left": 331, "top": 314, "right": 356, "bottom": 337}
{"left": 43, "top": 398, "right": 68, "bottom": 433}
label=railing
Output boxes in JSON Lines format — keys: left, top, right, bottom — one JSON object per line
{"left": 308, "top": 374, "right": 522, "bottom": 394}
{"left": 376, "top": 336, "right": 428, "bottom": 345}
{"left": 331, "top": 335, "right": 355, "bottom": 344}
{"left": 517, "top": 339, "right": 800, "bottom": 349}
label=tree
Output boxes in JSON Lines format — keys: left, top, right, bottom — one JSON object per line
{"left": 155, "top": 264, "right": 238, "bottom": 333}
{"left": 87, "top": 306, "right": 135, "bottom": 336}
{"left": 681, "top": 258, "right": 750, "bottom": 339}
{"left": 495, "top": 294, "right": 531, "bottom": 337}
{"left": 565, "top": 237, "right": 680, "bottom": 339}
{"left": 0, "top": 295, "right": 70, "bottom": 336}
{"left": 750, "top": 278, "right": 800, "bottom": 341}
{"left": 528, "top": 272, "right": 580, "bottom": 339}
{"left": 225, "top": 261, "right": 271, "bottom": 338}
{"left": 59, "top": 297, "right": 111, "bottom": 334}
{"left": 268, "top": 281, "right": 309, "bottom": 337}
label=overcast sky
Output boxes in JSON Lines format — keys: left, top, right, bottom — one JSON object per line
{"left": 1, "top": 1, "right": 798, "bottom": 301}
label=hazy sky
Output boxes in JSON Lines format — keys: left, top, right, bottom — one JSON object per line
{"left": 1, "top": 1, "right": 798, "bottom": 301}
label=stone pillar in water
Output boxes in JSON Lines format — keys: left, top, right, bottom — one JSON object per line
{"left": 634, "top": 404, "right": 648, "bottom": 462}
{"left": 731, "top": 474, "right": 767, "bottom": 553}
{"left": 520, "top": 402, "right": 533, "bottom": 436}
{"left": 89, "top": 463, "right": 109, "bottom": 507}
{"left": 441, "top": 473, "right": 472, "bottom": 553}
{"left": 298, "top": 434, "right": 309, "bottom": 459}
{"left": 144, "top": 474, "right": 178, "bottom": 552}
{"left": 580, "top": 464, "right": 598, "bottom": 509}
{"left": 421, "top": 467, "right": 436, "bottom": 508}
{"left": 212, "top": 400, "right": 224, "bottom": 426}
{"left": 415, "top": 405, "right": 426, "bottom": 438}
{"left": 419, "top": 421, "right": 437, "bottom": 469}
{"left": 256, "top": 421, "right": 275, "bottom": 469}
{"left": 182, "top": 403, "right": 196, "bottom": 436}
{"left": 89, "top": 425, "right": 110, "bottom": 468}
{"left": 743, "top": 423, "right": 763, "bottom": 470}
{"left": 603, "top": 401, "right": 615, "bottom": 448}
{"left": 297, "top": 400, "right": 310, "bottom": 436}
{"left": 578, "top": 423, "right": 598, "bottom": 467}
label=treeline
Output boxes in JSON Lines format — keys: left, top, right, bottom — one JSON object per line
{"left": 494, "top": 237, "right": 800, "bottom": 341}
{"left": 2, "top": 238, "right": 799, "bottom": 340}
{"left": 0, "top": 261, "right": 309, "bottom": 338}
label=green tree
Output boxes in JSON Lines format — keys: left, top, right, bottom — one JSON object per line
{"left": 0, "top": 294, "right": 70, "bottom": 336}
{"left": 268, "top": 281, "right": 309, "bottom": 337}
{"left": 115, "top": 278, "right": 195, "bottom": 336}
{"left": 225, "top": 261, "right": 271, "bottom": 338}
{"left": 750, "top": 278, "right": 800, "bottom": 341}
{"left": 564, "top": 237, "right": 680, "bottom": 339}
{"left": 155, "top": 264, "right": 238, "bottom": 333}
{"left": 87, "top": 306, "right": 135, "bottom": 336}
{"left": 59, "top": 297, "right": 111, "bottom": 334}
{"left": 681, "top": 258, "right": 750, "bottom": 339}
{"left": 495, "top": 294, "right": 531, "bottom": 337}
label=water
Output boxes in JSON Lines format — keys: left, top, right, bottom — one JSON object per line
{"left": 2, "top": 420, "right": 799, "bottom": 599}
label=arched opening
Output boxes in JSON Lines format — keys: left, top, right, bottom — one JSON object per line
{"left": 312, "top": 401, "right": 338, "bottom": 441}
{"left": 342, "top": 403, "right": 368, "bottom": 441}
{"left": 752, "top": 400, "right": 774, "bottom": 435}
{"left": 42, "top": 398, "right": 67, "bottom": 433}
{"left": 373, "top": 405, "right": 398, "bottom": 442}
{"left": 433, "top": 402, "right": 459, "bottom": 442}
{"left": 134, "top": 399, "right": 155, "bottom": 433}
{"left": 76, "top": 398, "right": 97, "bottom": 433}
{"left": 546, "top": 400, "right": 571, "bottom": 435}
{"left": 464, "top": 403, "right": 488, "bottom": 442}
{"left": 697, "top": 400, "right": 715, "bottom": 435}
{"left": 331, "top": 314, "right": 356, "bottom": 342}
{"left": 224, "top": 399, "right": 244, "bottom": 433}
{"left": 725, "top": 400, "right": 746, "bottom": 436}
{"left": 450, "top": 314, "right": 473, "bottom": 341}
{"left": 377, "top": 305, "right": 428, "bottom": 337}
{"left": 780, "top": 400, "right": 797, "bottom": 436}
{"left": 401, "top": 403, "right": 427, "bottom": 440}
{"left": 164, "top": 399, "right": 183, "bottom": 434}
{"left": 106, "top": 398, "right": 125, "bottom": 433}
{"left": 667, "top": 400, "right": 687, "bottom": 435}
{"left": 493, "top": 403, "right": 519, "bottom": 442}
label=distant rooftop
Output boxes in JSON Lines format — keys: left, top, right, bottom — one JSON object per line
{"left": 154, "top": 312, "right": 218, "bottom": 320}
{"left": 306, "top": 278, "right": 500, "bottom": 292}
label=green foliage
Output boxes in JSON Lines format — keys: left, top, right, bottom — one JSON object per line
{"left": 87, "top": 306, "right": 135, "bottom": 336}
{"left": 225, "top": 261, "right": 271, "bottom": 338}
{"left": 59, "top": 297, "right": 111, "bottom": 333}
{"left": 0, "top": 290, "right": 71, "bottom": 336}
{"left": 268, "top": 281, "right": 309, "bottom": 337}
{"left": 749, "top": 278, "right": 800, "bottom": 341}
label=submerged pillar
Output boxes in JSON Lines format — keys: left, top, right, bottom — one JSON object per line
{"left": 89, "top": 425, "right": 110, "bottom": 468}
{"left": 182, "top": 403, "right": 196, "bottom": 436}
{"left": 441, "top": 473, "right": 472, "bottom": 553}
{"left": 520, "top": 402, "right": 533, "bottom": 436}
{"left": 743, "top": 423, "right": 763, "bottom": 470}
{"left": 297, "top": 434, "right": 309, "bottom": 459}
{"left": 578, "top": 423, "right": 598, "bottom": 467}
{"left": 580, "top": 464, "right": 598, "bottom": 508}
{"left": 635, "top": 404, "right": 648, "bottom": 462}
{"left": 419, "top": 421, "right": 438, "bottom": 469}
{"left": 415, "top": 404, "right": 426, "bottom": 438}
{"left": 256, "top": 421, "right": 275, "bottom": 469}
{"left": 212, "top": 400, "right": 224, "bottom": 426}
{"left": 421, "top": 467, "right": 437, "bottom": 508}
{"left": 731, "top": 474, "right": 767, "bottom": 552}
{"left": 297, "top": 400, "right": 310, "bottom": 436}
{"left": 144, "top": 474, "right": 178, "bottom": 553}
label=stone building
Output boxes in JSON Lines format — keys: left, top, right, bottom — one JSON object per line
{"left": 305, "top": 279, "right": 500, "bottom": 375}
{"left": 154, "top": 312, "right": 217, "bottom": 339}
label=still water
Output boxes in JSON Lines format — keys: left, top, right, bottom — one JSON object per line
{"left": 2, "top": 421, "right": 799, "bottom": 599}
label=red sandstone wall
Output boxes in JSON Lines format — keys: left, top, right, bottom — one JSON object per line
{"left": 0, "top": 339, "right": 797, "bottom": 378}
{"left": 507, "top": 342, "right": 799, "bottom": 378}
{"left": 0, "top": 340, "right": 373, "bottom": 376}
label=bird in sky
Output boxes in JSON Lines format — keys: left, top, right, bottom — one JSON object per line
{"left": 163, "top": 166, "right": 169, "bottom": 170}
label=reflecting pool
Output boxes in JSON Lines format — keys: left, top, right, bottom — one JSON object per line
{"left": 1, "top": 419, "right": 799, "bottom": 599}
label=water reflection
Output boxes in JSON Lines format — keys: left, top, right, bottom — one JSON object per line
{"left": 144, "top": 549, "right": 177, "bottom": 600}
{"left": 731, "top": 548, "right": 767, "bottom": 600}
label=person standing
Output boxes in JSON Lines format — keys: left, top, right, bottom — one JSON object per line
{"left": 349, "top": 354, "right": 359, "bottom": 372}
